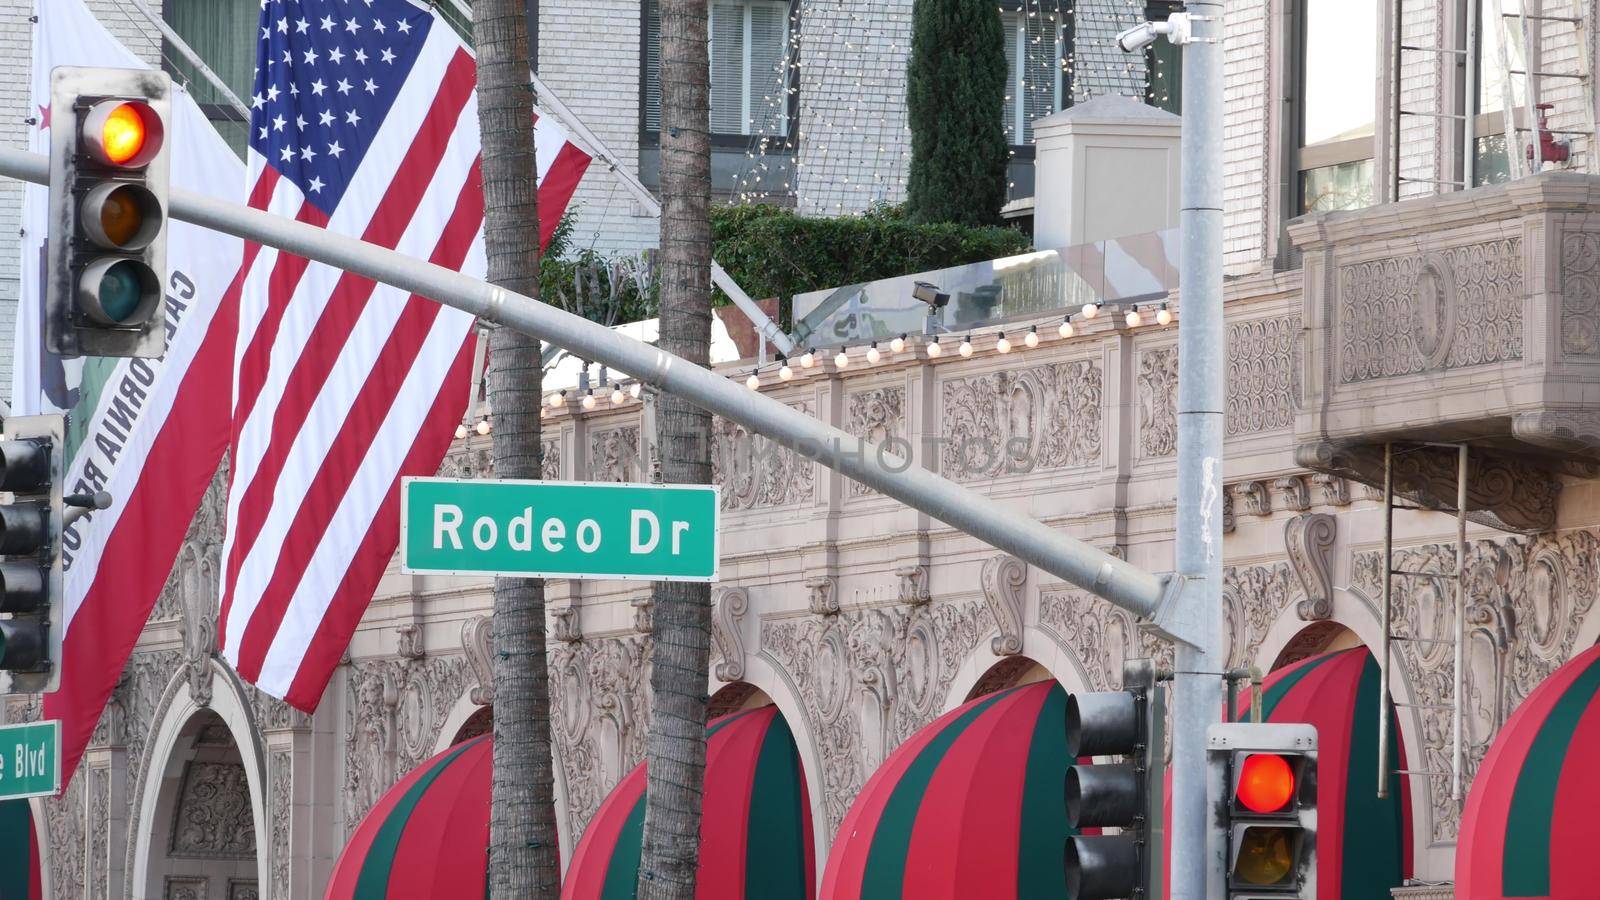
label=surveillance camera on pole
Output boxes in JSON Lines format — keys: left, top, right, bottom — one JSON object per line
{"left": 0, "top": 415, "right": 65, "bottom": 694}
{"left": 1116, "top": 12, "right": 1196, "bottom": 52}
{"left": 45, "top": 66, "right": 171, "bottom": 359}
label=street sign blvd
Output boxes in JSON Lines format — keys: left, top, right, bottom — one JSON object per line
{"left": 0, "top": 720, "right": 61, "bottom": 801}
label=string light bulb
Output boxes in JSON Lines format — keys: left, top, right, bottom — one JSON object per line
{"left": 866, "top": 341, "right": 881, "bottom": 364}
{"left": 1024, "top": 325, "right": 1040, "bottom": 348}
{"left": 540, "top": 406, "right": 548, "bottom": 420}
{"left": 959, "top": 335, "right": 974, "bottom": 358}
{"left": 746, "top": 370, "right": 761, "bottom": 390}
{"left": 1157, "top": 303, "right": 1173, "bottom": 326}
{"left": 926, "top": 337, "right": 943, "bottom": 358}
{"left": 455, "top": 423, "right": 469, "bottom": 440}
{"left": 630, "top": 382, "right": 643, "bottom": 399}
{"left": 1082, "top": 302, "right": 1101, "bottom": 320}
{"left": 581, "top": 390, "right": 596, "bottom": 410}
{"left": 800, "top": 349, "right": 816, "bottom": 368}
{"left": 995, "top": 331, "right": 1012, "bottom": 354}
{"left": 1058, "top": 317, "right": 1075, "bottom": 339}
{"left": 611, "top": 386, "right": 626, "bottom": 404}
{"left": 1125, "top": 306, "right": 1143, "bottom": 327}
{"left": 779, "top": 361, "right": 794, "bottom": 380}
{"left": 475, "top": 418, "right": 491, "bottom": 436}
{"left": 550, "top": 390, "right": 566, "bottom": 409}
{"left": 890, "top": 333, "right": 907, "bottom": 354}
{"left": 834, "top": 349, "right": 850, "bottom": 368}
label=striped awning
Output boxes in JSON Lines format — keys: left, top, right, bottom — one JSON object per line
{"left": 325, "top": 735, "right": 493, "bottom": 899}
{"left": 1457, "top": 642, "right": 1600, "bottom": 899}
{"left": 821, "top": 681, "right": 1073, "bottom": 900}
{"left": 0, "top": 799, "right": 42, "bottom": 900}
{"left": 1226, "top": 648, "right": 1412, "bottom": 899}
{"left": 563, "top": 705, "right": 814, "bottom": 900}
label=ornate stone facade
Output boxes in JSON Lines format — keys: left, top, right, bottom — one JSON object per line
{"left": 940, "top": 360, "right": 1102, "bottom": 479}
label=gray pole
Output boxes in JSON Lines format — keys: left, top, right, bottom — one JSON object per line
{"left": 1169, "top": 2, "right": 1228, "bottom": 898}
{"left": 0, "top": 145, "right": 1200, "bottom": 647}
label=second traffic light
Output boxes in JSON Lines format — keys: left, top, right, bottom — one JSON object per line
{"left": 45, "top": 66, "right": 171, "bottom": 359}
{"left": 0, "top": 415, "right": 64, "bottom": 694}
{"left": 1208, "top": 722, "right": 1318, "bottom": 898}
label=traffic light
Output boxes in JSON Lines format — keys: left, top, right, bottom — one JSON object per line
{"left": 1064, "top": 659, "right": 1166, "bottom": 900}
{"left": 0, "top": 416, "right": 64, "bottom": 694}
{"left": 45, "top": 66, "right": 171, "bottom": 359}
{"left": 1207, "top": 722, "right": 1317, "bottom": 898}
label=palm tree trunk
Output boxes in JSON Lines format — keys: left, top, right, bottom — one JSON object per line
{"left": 473, "top": 2, "right": 560, "bottom": 896}
{"left": 637, "top": 0, "right": 714, "bottom": 897}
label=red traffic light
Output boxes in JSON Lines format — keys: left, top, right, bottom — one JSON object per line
{"left": 1236, "top": 753, "right": 1295, "bottom": 813}
{"left": 83, "top": 99, "right": 164, "bottom": 168}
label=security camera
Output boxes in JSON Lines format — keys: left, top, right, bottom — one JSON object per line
{"left": 912, "top": 281, "right": 950, "bottom": 309}
{"left": 1116, "top": 22, "right": 1159, "bottom": 52}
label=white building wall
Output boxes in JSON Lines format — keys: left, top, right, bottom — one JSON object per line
{"left": 1222, "top": 0, "right": 1270, "bottom": 273}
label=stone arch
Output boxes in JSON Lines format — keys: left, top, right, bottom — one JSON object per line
{"left": 130, "top": 660, "right": 268, "bottom": 900}
{"left": 963, "top": 656, "right": 1053, "bottom": 701}
{"left": 943, "top": 625, "right": 1094, "bottom": 712}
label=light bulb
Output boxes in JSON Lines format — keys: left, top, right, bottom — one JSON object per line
{"left": 1157, "top": 305, "right": 1173, "bottom": 326}
{"left": 581, "top": 391, "right": 596, "bottom": 410}
{"left": 1024, "top": 326, "right": 1040, "bottom": 348}
{"left": 800, "top": 350, "right": 816, "bottom": 368}
{"left": 959, "top": 336, "right": 973, "bottom": 358}
{"left": 779, "top": 363, "right": 794, "bottom": 381}
{"left": 630, "top": 382, "right": 643, "bottom": 399}
{"left": 475, "top": 418, "right": 491, "bottom": 436}
{"left": 866, "top": 342, "right": 881, "bottom": 364}
{"left": 926, "top": 339, "right": 943, "bottom": 358}
{"left": 1058, "top": 318, "right": 1075, "bottom": 339}
{"left": 1125, "top": 307, "right": 1142, "bottom": 327}
{"left": 890, "top": 334, "right": 907, "bottom": 354}
{"left": 540, "top": 406, "right": 548, "bottom": 420}
{"left": 550, "top": 390, "right": 566, "bottom": 408}
{"left": 746, "top": 371, "right": 761, "bottom": 390}
{"left": 996, "top": 332, "right": 1011, "bottom": 354}
{"left": 611, "top": 387, "right": 626, "bottom": 404}
{"left": 455, "top": 423, "right": 469, "bottom": 440}
{"left": 834, "top": 350, "right": 850, "bottom": 368}
{"left": 1082, "top": 302, "right": 1100, "bottom": 320}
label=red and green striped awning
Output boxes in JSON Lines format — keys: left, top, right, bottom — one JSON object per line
{"left": 821, "top": 681, "right": 1074, "bottom": 900}
{"left": 0, "top": 799, "right": 42, "bottom": 900}
{"left": 1223, "top": 648, "right": 1412, "bottom": 899}
{"left": 563, "top": 705, "right": 814, "bottom": 900}
{"left": 325, "top": 735, "right": 493, "bottom": 900}
{"left": 1457, "top": 642, "right": 1600, "bottom": 899}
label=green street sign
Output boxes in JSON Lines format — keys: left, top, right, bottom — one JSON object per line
{"left": 0, "top": 721, "right": 60, "bottom": 801}
{"left": 401, "top": 478, "right": 720, "bottom": 582}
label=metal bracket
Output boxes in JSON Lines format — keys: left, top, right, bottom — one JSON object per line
{"left": 1143, "top": 573, "right": 1205, "bottom": 650}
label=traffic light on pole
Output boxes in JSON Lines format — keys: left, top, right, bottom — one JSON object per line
{"left": 1064, "top": 659, "right": 1165, "bottom": 900}
{"left": 0, "top": 416, "right": 64, "bottom": 694}
{"left": 45, "top": 66, "right": 171, "bottom": 359}
{"left": 1207, "top": 723, "right": 1318, "bottom": 898}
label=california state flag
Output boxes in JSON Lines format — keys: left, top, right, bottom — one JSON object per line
{"left": 12, "top": 0, "right": 244, "bottom": 787}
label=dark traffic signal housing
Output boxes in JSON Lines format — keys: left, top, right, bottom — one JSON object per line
{"left": 1207, "top": 722, "right": 1318, "bottom": 898}
{"left": 45, "top": 66, "right": 171, "bottom": 359}
{"left": 0, "top": 416, "right": 64, "bottom": 693}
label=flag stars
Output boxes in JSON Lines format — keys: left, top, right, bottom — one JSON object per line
{"left": 311, "top": 78, "right": 326, "bottom": 97}
{"left": 276, "top": 17, "right": 288, "bottom": 33}
{"left": 380, "top": 47, "right": 395, "bottom": 64}
{"left": 327, "top": 141, "right": 344, "bottom": 159}
{"left": 251, "top": 92, "right": 266, "bottom": 109}
{"left": 318, "top": 109, "right": 335, "bottom": 127}
{"left": 289, "top": 82, "right": 300, "bottom": 97}
{"left": 295, "top": 17, "right": 309, "bottom": 33}
{"left": 282, "top": 49, "right": 292, "bottom": 64}
{"left": 302, "top": 47, "right": 319, "bottom": 65}
{"left": 295, "top": 114, "right": 308, "bottom": 131}
{"left": 396, "top": 19, "right": 412, "bottom": 34}
{"left": 258, "top": 126, "right": 268, "bottom": 140}
{"left": 300, "top": 145, "right": 317, "bottom": 162}
{"left": 363, "top": 78, "right": 379, "bottom": 95}
{"left": 308, "top": 176, "right": 325, "bottom": 194}
{"left": 272, "top": 113, "right": 287, "bottom": 131}
{"left": 266, "top": 84, "right": 281, "bottom": 102}
{"left": 372, "top": 19, "right": 386, "bottom": 34}
{"left": 320, "top": 15, "right": 335, "bottom": 32}
{"left": 345, "top": 18, "right": 361, "bottom": 33}
{"left": 328, "top": 47, "right": 344, "bottom": 64}
{"left": 279, "top": 146, "right": 293, "bottom": 163}
{"left": 354, "top": 48, "right": 369, "bottom": 64}
{"left": 336, "top": 78, "right": 353, "bottom": 95}
{"left": 345, "top": 109, "right": 362, "bottom": 126}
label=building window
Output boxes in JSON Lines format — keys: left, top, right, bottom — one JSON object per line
{"left": 643, "top": 0, "right": 797, "bottom": 140}
{"left": 1295, "top": 0, "right": 1378, "bottom": 213}
{"left": 1470, "top": 0, "right": 1525, "bottom": 186}
{"left": 1000, "top": 3, "right": 1073, "bottom": 146}
{"left": 164, "top": 0, "right": 258, "bottom": 158}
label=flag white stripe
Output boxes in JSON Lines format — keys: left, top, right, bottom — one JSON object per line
{"left": 221, "top": 98, "right": 481, "bottom": 656}
{"left": 229, "top": 175, "right": 303, "bottom": 411}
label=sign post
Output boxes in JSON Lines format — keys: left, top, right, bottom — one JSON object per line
{"left": 401, "top": 478, "right": 719, "bottom": 582}
{"left": 0, "top": 721, "right": 61, "bottom": 801}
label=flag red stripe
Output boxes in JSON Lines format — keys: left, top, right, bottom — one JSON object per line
{"left": 233, "top": 160, "right": 485, "bottom": 682}
{"left": 537, "top": 140, "right": 592, "bottom": 248}
{"left": 220, "top": 51, "right": 478, "bottom": 633}
{"left": 282, "top": 332, "right": 476, "bottom": 710}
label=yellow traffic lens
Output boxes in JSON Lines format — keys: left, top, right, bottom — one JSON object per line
{"left": 1234, "top": 826, "right": 1294, "bottom": 885}
{"left": 99, "top": 186, "right": 146, "bottom": 247}
{"left": 101, "top": 103, "right": 147, "bottom": 166}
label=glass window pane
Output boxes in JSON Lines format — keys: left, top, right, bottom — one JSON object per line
{"left": 1021, "top": 13, "right": 1057, "bottom": 143}
{"left": 1300, "top": 159, "right": 1375, "bottom": 213}
{"left": 1478, "top": 0, "right": 1526, "bottom": 113}
{"left": 645, "top": 2, "right": 662, "bottom": 131}
{"left": 748, "top": 1, "right": 790, "bottom": 136}
{"left": 1474, "top": 134, "right": 1513, "bottom": 186}
{"left": 1301, "top": 0, "right": 1377, "bottom": 146}
{"left": 709, "top": 3, "right": 746, "bottom": 134}
{"left": 1002, "top": 12, "right": 1020, "bottom": 144}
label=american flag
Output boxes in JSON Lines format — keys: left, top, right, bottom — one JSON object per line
{"left": 218, "top": 0, "right": 590, "bottom": 708}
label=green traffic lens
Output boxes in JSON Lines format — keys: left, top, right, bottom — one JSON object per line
{"left": 98, "top": 260, "right": 145, "bottom": 322}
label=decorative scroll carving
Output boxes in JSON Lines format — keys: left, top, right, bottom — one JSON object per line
{"left": 89, "top": 765, "right": 108, "bottom": 900}
{"left": 552, "top": 605, "right": 583, "bottom": 644}
{"left": 1285, "top": 513, "right": 1337, "bottom": 620}
{"left": 166, "top": 879, "right": 207, "bottom": 900}
{"left": 631, "top": 596, "right": 654, "bottom": 635}
{"left": 711, "top": 586, "right": 750, "bottom": 682}
{"left": 1511, "top": 409, "right": 1600, "bottom": 457}
{"left": 1273, "top": 475, "right": 1310, "bottom": 513}
{"left": 1227, "top": 315, "right": 1300, "bottom": 436}
{"left": 270, "top": 751, "right": 292, "bottom": 900}
{"left": 1560, "top": 233, "right": 1600, "bottom": 358}
{"left": 711, "top": 401, "right": 816, "bottom": 509}
{"left": 1338, "top": 238, "right": 1522, "bottom": 383}
{"left": 49, "top": 772, "right": 86, "bottom": 898}
{"left": 940, "top": 360, "right": 1103, "bottom": 480}
{"left": 1296, "top": 440, "right": 1559, "bottom": 534}
{"left": 589, "top": 425, "right": 642, "bottom": 483}
{"left": 542, "top": 439, "right": 563, "bottom": 480}
{"left": 1229, "top": 480, "right": 1271, "bottom": 518}
{"left": 169, "top": 762, "right": 256, "bottom": 858}
{"left": 806, "top": 575, "right": 840, "bottom": 616}
{"left": 981, "top": 555, "right": 1027, "bottom": 656}
{"left": 845, "top": 387, "right": 905, "bottom": 497}
{"left": 1138, "top": 347, "right": 1179, "bottom": 457}
{"left": 462, "top": 616, "right": 495, "bottom": 705}
{"left": 395, "top": 624, "right": 425, "bottom": 660}
{"left": 549, "top": 635, "right": 652, "bottom": 841}
{"left": 342, "top": 656, "right": 470, "bottom": 831}
{"left": 1312, "top": 473, "right": 1351, "bottom": 507}
{"left": 1353, "top": 529, "right": 1600, "bottom": 841}
{"left": 895, "top": 564, "right": 930, "bottom": 607}
{"left": 1218, "top": 561, "right": 1297, "bottom": 671}
{"left": 233, "top": 882, "right": 262, "bottom": 900}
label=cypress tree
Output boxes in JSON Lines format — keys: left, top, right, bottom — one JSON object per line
{"left": 906, "top": 0, "right": 1010, "bottom": 227}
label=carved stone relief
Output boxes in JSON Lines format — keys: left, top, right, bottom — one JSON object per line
{"left": 1559, "top": 233, "right": 1600, "bottom": 358}
{"left": 462, "top": 616, "right": 495, "bottom": 704}
{"left": 169, "top": 762, "right": 255, "bottom": 858}
{"left": 845, "top": 387, "right": 905, "bottom": 497}
{"left": 1039, "top": 590, "right": 1172, "bottom": 691}
{"left": 894, "top": 564, "right": 930, "bottom": 607}
{"left": 165, "top": 878, "right": 206, "bottom": 900}
{"left": 1285, "top": 513, "right": 1337, "bottom": 621}
{"left": 1352, "top": 528, "right": 1600, "bottom": 842}
{"left": 711, "top": 587, "right": 750, "bottom": 682}
{"left": 548, "top": 635, "right": 652, "bottom": 842}
{"left": 1229, "top": 480, "right": 1271, "bottom": 519}
{"left": 1137, "top": 347, "right": 1179, "bottom": 457}
{"left": 1219, "top": 561, "right": 1296, "bottom": 671}
{"left": 1226, "top": 315, "right": 1300, "bottom": 436}
{"left": 589, "top": 426, "right": 642, "bottom": 483}
{"left": 1273, "top": 475, "right": 1310, "bottom": 513}
{"left": 941, "top": 360, "right": 1103, "bottom": 480}
{"left": 1337, "top": 238, "right": 1522, "bottom": 382}
{"left": 981, "top": 555, "right": 1027, "bottom": 656}
{"left": 711, "top": 402, "right": 815, "bottom": 509}
{"left": 552, "top": 605, "right": 583, "bottom": 644}
{"left": 342, "top": 656, "right": 469, "bottom": 832}
{"left": 806, "top": 575, "right": 840, "bottom": 616}
{"left": 270, "top": 751, "right": 291, "bottom": 900}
